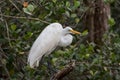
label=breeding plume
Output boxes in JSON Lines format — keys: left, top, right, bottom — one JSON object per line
{"left": 28, "top": 23, "right": 80, "bottom": 68}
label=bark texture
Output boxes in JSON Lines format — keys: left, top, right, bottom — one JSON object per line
{"left": 83, "top": 0, "right": 110, "bottom": 45}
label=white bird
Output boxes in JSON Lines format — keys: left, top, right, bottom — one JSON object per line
{"left": 28, "top": 23, "right": 80, "bottom": 68}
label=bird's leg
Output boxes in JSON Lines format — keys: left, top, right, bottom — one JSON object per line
{"left": 36, "top": 55, "right": 45, "bottom": 68}
{"left": 47, "top": 55, "right": 53, "bottom": 74}
{"left": 34, "top": 55, "right": 45, "bottom": 76}
{"left": 47, "top": 55, "right": 56, "bottom": 75}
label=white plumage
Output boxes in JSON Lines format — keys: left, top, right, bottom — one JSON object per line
{"left": 28, "top": 23, "right": 80, "bottom": 68}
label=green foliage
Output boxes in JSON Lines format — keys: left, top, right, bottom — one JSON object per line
{"left": 0, "top": 0, "right": 120, "bottom": 80}
{"left": 74, "top": 1, "right": 80, "bottom": 9}
{"left": 23, "top": 4, "right": 36, "bottom": 15}
{"left": 81, "top": 30, "right": 88, "bottom": 36}
{"left": 108, "top": 17, "right": 115, "bottom": 27}
{"left": 10, "top": 24, "right": 17, "bottom": 31}
{"left": 27, "top": 4, "right": 35, "bottom": 12}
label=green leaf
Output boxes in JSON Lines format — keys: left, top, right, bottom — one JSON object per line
{"left": 86, "top": 53, "right": 90, "bottom": 57}
{"left": 52, "top": 0, "right": 57, "bottom": 3}
{"left": 27, "top": 4, "right": 34, "bottom": 12}
{"left": 74, "top": 1, "right": 80, "bottom": 8}
{"left": 16, "top": 29, "right": 22, "bottom": 33}
{"left": 19, "top": 52, "right": 25, "bottom": 55}
{"left": 24, "top": 32, "right": 33, "bottom": 40}
{"left": 65, "top": 11, "right": 70, "bottom": 17}
{"left": 27, "top": 32, "right": 33, "bottom": 38}
{"left": 104, "top": 66, "right": 108, "bottom": 71}
{"left": 90, "top": 70, "right": 94, "bottom": 75}
{"left": 52, "top": 58, "right": 58, "bottom": 63}
{"left": 23, "top": 8, "right": 32, "bottom": 15}
{"left": 11, "top": 24, "right": 16, "bottom": 31}
{"left": 71, "top": 13, "right": 77, "bottom": 18}
{"left": 75, "top": 18, "right": 80, "bottom": 23}
{"left": 81, "top": 30, "right": 88, "bottom": 36}
{"left": 108, "top": 17, "right": 115, "bottom": 27}
{"left": 66, "top": 1, "right": 70, "bottom": 7}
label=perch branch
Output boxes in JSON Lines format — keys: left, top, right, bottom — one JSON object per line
{"left": 0, "top": 14, "right": 50, "bottom": 24}
{"left": 51, "top": 60, "right": 76, "bottom": 80}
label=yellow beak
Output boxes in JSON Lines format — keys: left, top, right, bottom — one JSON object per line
{"left": 70, "top": 30, "right": 80, "bottom": 34}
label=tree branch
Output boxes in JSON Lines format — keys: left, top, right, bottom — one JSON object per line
{"left": 0, "top": 14, "right": 50, "bottom": 24}
{"left": 51, "top": 60, "right": 76, "bottom": 80}
{"left": 9, "top": 0, "right": 21, "bottom": 12}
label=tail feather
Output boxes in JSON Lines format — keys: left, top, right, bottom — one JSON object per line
{"left": 27, "top": 54, "right": 43, "bottom": 68}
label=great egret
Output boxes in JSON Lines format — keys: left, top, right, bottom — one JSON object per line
{"left": 28, "top": 23, "right": 80, "bottom": 68}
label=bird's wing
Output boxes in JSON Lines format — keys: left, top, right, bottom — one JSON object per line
{"left": 28, "top": 23, "right": 63, "bottom": 68}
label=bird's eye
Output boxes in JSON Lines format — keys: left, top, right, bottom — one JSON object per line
{"left": 68, "top": 30, "right": 72, "bottom": 32}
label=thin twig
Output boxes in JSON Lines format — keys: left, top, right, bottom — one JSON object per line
{"left": 0, "top": 45, "right": 11, "bottom": 79}
{"left": 0, "top": 0, "right": 5, "bottom": 4}
{"left": 0, "top": 14, "right": 50, "bottom": 24}
{"left": 4, "top": 20, "right": 13, "bottom": 48}
{"left": 0, "top": 45, "right": 8, "bottom": 59}
{"left": 9, "top": 0, "right": 22, "bottom": 12}
{"left": 0, "top": 9, "right": 3, "bottom": 21}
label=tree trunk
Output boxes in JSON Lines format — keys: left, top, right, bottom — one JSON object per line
{"left": 83, "top": 0, "right": 110, "bottom": 46}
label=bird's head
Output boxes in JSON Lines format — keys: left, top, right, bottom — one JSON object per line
{"left": 64, "top": 27, "right": 80, "bottom": 35}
